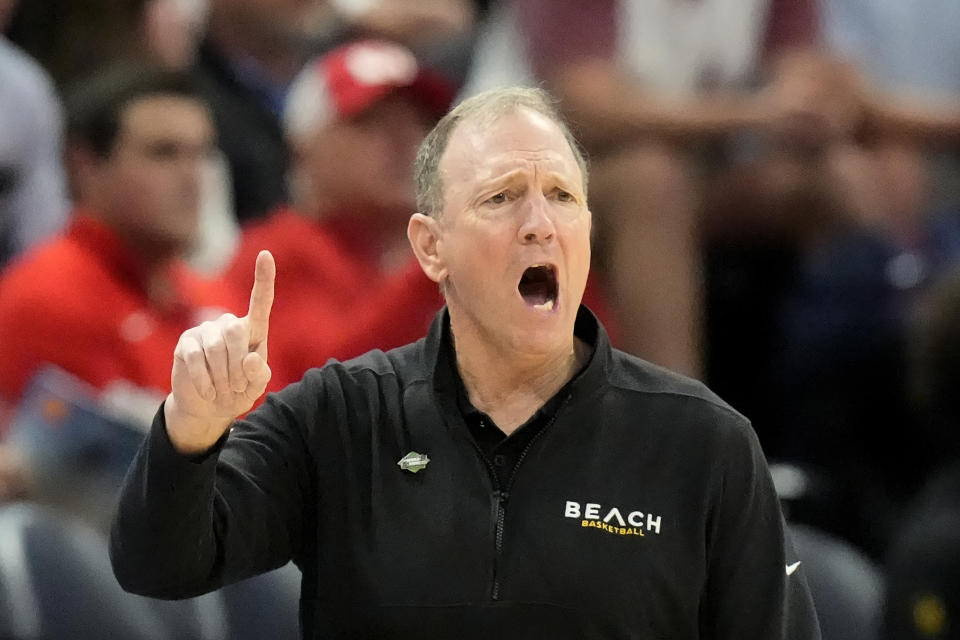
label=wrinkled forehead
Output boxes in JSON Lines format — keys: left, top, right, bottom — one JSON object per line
{"left": 441, "top": 108, "right": 583, "bottom": 189}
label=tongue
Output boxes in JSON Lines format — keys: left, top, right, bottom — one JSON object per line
{"left": 521, "top": 287, "right": 552, "bottom": 306}
{"left": 519, "top": 279, "right": 555, "bottom": 310}
{"left": 519, "top": 267, "right": 556, "bottom": 309}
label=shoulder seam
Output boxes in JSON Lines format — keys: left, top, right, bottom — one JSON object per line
{"left": 607, "top": 382, "right": 749, "bottom": 424}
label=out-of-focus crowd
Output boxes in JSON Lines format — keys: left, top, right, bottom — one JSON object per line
{"left": 1, "top": 0, "right": 959, "bottom": 638}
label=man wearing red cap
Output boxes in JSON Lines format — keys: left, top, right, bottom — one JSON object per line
{"left": 220, "top": 40, "right": 461, "bottom": 388}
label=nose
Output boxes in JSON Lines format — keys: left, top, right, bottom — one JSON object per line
{"left": 518, "top": 193, "right": 556, "bottom": 245}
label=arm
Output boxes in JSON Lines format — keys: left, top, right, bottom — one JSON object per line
{"left": 109, "top": 385, "right": 313, "bottom": 598}
{"left": 513, "top": 0, "right": 766, "bottom": 148}
{"left": 553, "top": 60, "right": 767, "bottom": 148}
{"left": 701, "top": 420, "right": 821, "bottom": 639}
{"left": 865, "top": 94, "right": 960, "bottom": 145}
{"left": 109, "top": 250, "right": 309, "bottom": 598}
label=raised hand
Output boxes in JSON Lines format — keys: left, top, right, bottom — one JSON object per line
{"left": 165, "top": 250, "right": 275, "bottom": 455}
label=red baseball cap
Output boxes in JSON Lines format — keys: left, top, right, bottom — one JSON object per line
{"left": 284, "top": 39, "right": 455, "bottom": 141}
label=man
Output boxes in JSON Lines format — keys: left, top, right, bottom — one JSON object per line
{"left": 220, "top": 38, "right": 452, "bottom": 389}
{"left": 0, "top": 63, "right": 224, "bottom": 428}
{"left": 110, "top": 87, "right": 820, "bottom": 638}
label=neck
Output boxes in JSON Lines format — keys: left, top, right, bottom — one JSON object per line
{"left": 302, "top": 199, "right": 414, "bottom": 272}
{"left": 450, "top": 314, "right": 589, "bottom": 435}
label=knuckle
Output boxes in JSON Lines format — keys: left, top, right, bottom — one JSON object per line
{"left": 201, "top": 331, "right": 225, "bottom": 353}
{"left": 179, "top": 327, "right": 201, "bottom": 344}
{"left": 183, "top": 345, "right": 205, "bottom": 366}
{"left": 223, "top": 320, "right": 247, "bottom": 343}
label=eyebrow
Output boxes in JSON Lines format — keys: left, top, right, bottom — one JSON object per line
{"left": 477, "top": 168, "right": 581, "bottom": 193}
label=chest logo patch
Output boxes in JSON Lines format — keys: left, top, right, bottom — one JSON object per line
{"left": 564, "top": 500, "right": 663, "bottom": 537}
{"left": 397, "top": 451, "right": 430, "bottom": 473}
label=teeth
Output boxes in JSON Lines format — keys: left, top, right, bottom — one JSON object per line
{"left": 533, "top": 300, "right": 554, "bottom": 311}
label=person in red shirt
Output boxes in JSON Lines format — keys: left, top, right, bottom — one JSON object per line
{"left": 219, "top": 40, "right": 454, "bottom": 388}
{"left": 0, "top": 63, "right": 224, "bottom": 431}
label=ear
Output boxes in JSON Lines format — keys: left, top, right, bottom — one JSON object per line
{"left": 65, "top": 141, "right": 106, "bottom": 204}
{"left": 407, "top": 213, "right": 448, "bottom": 284}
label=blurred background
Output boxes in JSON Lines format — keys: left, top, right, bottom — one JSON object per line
{"left": 1, "top": 0, "right": 959, "bottom": 638}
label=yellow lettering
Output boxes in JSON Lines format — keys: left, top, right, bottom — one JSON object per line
{"left": 574, "top": 520, "right": 649, "bottom": 537}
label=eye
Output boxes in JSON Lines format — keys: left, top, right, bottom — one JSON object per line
{"left": 486, "top": 192, "right": 508, "bottom": 205}
{"left": 557, "top": 190, "right": 574, "bottom": 203}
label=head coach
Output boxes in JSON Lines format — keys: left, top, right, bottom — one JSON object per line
{"left": 110, "top": 86, "right": 821, "bottom": 639}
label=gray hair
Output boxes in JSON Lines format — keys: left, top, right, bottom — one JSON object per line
{"left": 414, "top": 86, "right": 589, "bottom": 218}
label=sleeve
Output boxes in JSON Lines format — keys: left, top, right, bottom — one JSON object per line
{"left": 700, "top": 419, "right": 821, "bottom": 639}
{"left": 109, "top": 382, "right": 315, "bottom": 599}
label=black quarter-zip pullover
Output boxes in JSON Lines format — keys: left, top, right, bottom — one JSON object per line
{"left": 111, "top": 307, "right": 821, "bottom": 639}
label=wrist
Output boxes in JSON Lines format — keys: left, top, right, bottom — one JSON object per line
{"left": 163, "top": 395, "right": 232, "bottom": 457}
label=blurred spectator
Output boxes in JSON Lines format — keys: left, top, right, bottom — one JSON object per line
{"left": 822, "top": 0, "right": 960, "bottom": 100}
{"left": 4, "top": 0, "right": 207, "bottom": 86}
{"left": 820, "top": 0, "right": 960, "bottom": 242}
{"left": 193, "top": 0, "right": 328, "bottom": 223}
{"left": 0, "top": 63, "right": 226, "bottom": 431}
{"left": 907, "top": 270, "right": 960, "bottom": 475}
{"left": 0, "top": 0, "right": 69, "bottom": 267}
{"left": 883, "top": 463, "right": 960, "bottom": 640}
{"left": 195, "top": 0, "right": 476, "bottom": 225}
{"left": 884, "top": 272, "right": 960, "bottom": 638}
{"left": 4, "top": 0, "right": 238, "bottom": 275}
{"left": 219, "top": 39, "right": 452, "bottom": 388}
{"left": 461, "top": 0, "right": 818, "bottom": 377}
{"left": 705, "top": 50, "right": 960, "bottom": 553}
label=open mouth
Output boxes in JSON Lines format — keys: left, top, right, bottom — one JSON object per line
{"left": 518, "top": 264, "right": 559, "bottom": 312}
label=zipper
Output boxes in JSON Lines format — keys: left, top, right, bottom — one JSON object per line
{"left": 482, "top": 395, "right": 573, "bottom": 601}
{"left": 491, "top": 489, "right": 509, "bottom": 600}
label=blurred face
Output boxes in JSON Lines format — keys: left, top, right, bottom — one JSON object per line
{"left": 430, "top": 107, "right": 591, "bottom": 356}
{"left": 302, "top": 93, "right": 432, "bottom": 218}
{"left": 94, "top": 95, "right": 214, "bottom": 253}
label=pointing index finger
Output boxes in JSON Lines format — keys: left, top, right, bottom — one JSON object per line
{"left": 247, "top": 250, "right": 275, "bottom": 347}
